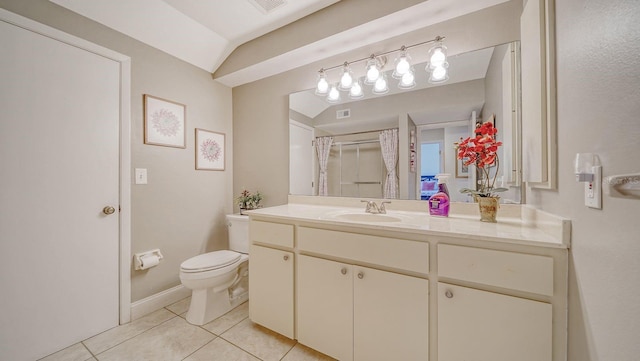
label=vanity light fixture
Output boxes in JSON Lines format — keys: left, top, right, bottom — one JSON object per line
{"left": 314, "top": 35, "right": 447, "bottom": 102}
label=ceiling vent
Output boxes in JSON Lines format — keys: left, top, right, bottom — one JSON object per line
{"left": 336, "top": 109, "right": 351, "bottom": 119}
{"left": 248, "top": 0, "right": 288, "bottom": 14}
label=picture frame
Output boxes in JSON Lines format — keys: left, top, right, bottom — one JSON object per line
{"left": 456, "top": 157, "right": 470, "bottom": 178}
{"left": 195, "top": 128, "right": 225, "bottom": 171}
{"left": 144, "top": 94, "right": 186, "bottom": 148}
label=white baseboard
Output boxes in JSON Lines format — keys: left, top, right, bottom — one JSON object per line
{"left": 130, "top": 285, "right": 191, "bottom": 321}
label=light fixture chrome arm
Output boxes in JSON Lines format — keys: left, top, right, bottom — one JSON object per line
{"left": 316, "top": 36, "right": 445, "bottom": 73}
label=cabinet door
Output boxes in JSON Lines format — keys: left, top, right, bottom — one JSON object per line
{"left": 248, "top": 245, "right": 294, "bottom": 338}
{"left": 438, "top": 283, "right": 552, "bottom": 361}
{"left": 354, "top": 266, "right": 429, "bottom": 361}
{"left": 297, "top": 255, "right": 353, "bottom": 361}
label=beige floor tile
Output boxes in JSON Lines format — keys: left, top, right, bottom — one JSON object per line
{"left": 166, "top": 296, "right": 191, "bottom": 316}
{"left": 281, "top": 343, "right": 337, "bottom": 361}
{"left": 38, "top": 342, "right": 93, "bottom": 361}
{"left": 221, "top": 318, "right": 295, "bottom": 361}
{"left": 83, "top": 308, "right": 175, "bottom": 355}
{"left": 96, "top": 317, "right": 214, "bottom": 361}
{"left": 184, "top": 337, "right": 260, "bottom": 361}
{"left": 201, "top": 301, "right": 249, "bottom": 335}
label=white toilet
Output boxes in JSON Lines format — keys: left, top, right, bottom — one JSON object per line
{"left": 179, "top": 214, "right": 249, "bottom": 325}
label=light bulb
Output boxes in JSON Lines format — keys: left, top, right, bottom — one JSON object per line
{"left": 315, "top": 71, "right": 329, "bottom": 95}
{"left": 396, "top": 57, "right": 410, "bottom": 74}
{"left": 399, "top": 71, "right": 415, "bottom": 88}
{"left": 349, "top": 80, "right": 363, "bottom": 98}
{"left": 339, "top": 64, "right": 353, "bottom": 90}
{"left": 365, "top": 58, "right": 380, "bottom": 84}
{"left": 429, "top": 66, "right": 448, "bottom": 83}
{"left": 340, "top": 72, "right": 353, "bottom": 89}
{"left": 428, "top": 43, "right": 448, "bottom": 70}
{"left": 327, "top": 84, "right": 340, "bottom": 102}
{"left": 373, "top": 75, "right": 388, "bottom": 94}
{"left": 316, "top": 77, "right": 328, "bottom": 94}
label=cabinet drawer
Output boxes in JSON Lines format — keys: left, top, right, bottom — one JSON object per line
{"left": 438, "top": 244, "right": 553, "bottom": 296}
{"left": 250, "top": 220, "right": 294, "bottom": 248}
{"left": 298, "top": 227, "right": 429, "bottom": 274}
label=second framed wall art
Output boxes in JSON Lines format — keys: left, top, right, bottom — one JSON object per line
{"left": 195, "top": 128, "right": 225, "bottom": 171}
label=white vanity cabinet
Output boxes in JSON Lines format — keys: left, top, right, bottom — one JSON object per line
{"left": 297, "top": 227, "right": 430, "bottom": 361}
{"left": 437, "top": 243, "right": 558, "bottom": 361}
{"left": 248, "top": 221, "right": 295, "bottom": 339}
{"left": 438, "top": 283, "right": 551, "bottom": 361}
{"left": 248, "top": 205, "right": 568, "bottom": 361}
{"left": 297, "top": 255, "right": 353, "bottom": 361}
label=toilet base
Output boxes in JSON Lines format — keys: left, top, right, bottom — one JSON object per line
{"left": 184, "top": 262, "right": 249, "bottom": 326}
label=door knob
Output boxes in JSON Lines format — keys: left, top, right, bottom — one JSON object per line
{"left": 103, "top": 206, "right": 116, "bottom": 215}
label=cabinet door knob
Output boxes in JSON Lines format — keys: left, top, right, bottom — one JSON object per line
{"left": 283, "top": 255, "right": 289, "bottom": 261}
{"left": 445, "top": 290, "right": 454, "bottom": 298}
{"left": 341, "top": 267, "right": 347, "bottom": 275}
{"left": 357, "top": 272, "right": 364, "bottom": 279}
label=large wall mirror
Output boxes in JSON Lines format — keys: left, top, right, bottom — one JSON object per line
{"left": 289, "top": 41, "right": 523, "bottom": 204}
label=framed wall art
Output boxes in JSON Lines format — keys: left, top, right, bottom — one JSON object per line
{"left": 195, "top": 128, "right": 225, "bottom": 171}
{"left": 456, "top": 157, "right": 470, "bottom": 178}
{"left": 144, "top": 94, "right": 186, "bottom": 148}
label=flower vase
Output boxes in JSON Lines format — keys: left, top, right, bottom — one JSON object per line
{"left": 476, "top": 196, "right": 499, "bottom": 223}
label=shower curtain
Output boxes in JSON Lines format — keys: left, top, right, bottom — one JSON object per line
{"left": 379, "top": 129, "right": 399, "bottom": 199}
{"left": 315, "top": 136, "right": 333, "bottom": 196}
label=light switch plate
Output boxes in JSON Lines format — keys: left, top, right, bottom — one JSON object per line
{"left": 585, "top": 166, "right": 602, "bottom": 209}
{"left": 135, "top": 168, "right": 148, "bottom": 185}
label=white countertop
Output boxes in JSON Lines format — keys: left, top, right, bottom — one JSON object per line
{"left": 246, "top": 200, "right": 571, "bottom": 249}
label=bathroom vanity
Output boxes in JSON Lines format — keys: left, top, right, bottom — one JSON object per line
{"left": 247, "top": 197, "right": 570, "bottom": 361}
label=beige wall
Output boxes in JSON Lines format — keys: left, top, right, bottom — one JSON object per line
{"left": 0, "top": 0, "right": 234, "bottom": 302}
{"left": 233, "top": 1, "right": 522, "bottom": 209}
{"left": 528, "top": 0, "right": 640, "bottom": 360}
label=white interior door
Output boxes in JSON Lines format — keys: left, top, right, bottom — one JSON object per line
{"left": 0, "top": 15, "right": 121, "bottom": 360}
{"left": 289, "top": 121, "right": 314, "bottom": 195}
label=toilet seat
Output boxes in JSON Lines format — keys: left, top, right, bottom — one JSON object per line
{"left": 180, "top": 250, "right": 241, "bottom": 273}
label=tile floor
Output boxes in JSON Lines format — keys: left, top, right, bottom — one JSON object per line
{"left": 39, "top": 298, "right": 335, "bottom": 361}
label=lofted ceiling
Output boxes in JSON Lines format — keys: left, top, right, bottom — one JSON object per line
{"left": 50, "top": 0, "right": 511, "bottom": 87}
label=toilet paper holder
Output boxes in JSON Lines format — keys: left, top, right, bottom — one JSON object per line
{"left": 134, "top": 249, "right": 164, "bottom": 270}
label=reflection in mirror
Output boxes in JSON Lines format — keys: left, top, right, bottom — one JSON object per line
{"left": 289, "top": 42, "right": 522, "bottom": 203}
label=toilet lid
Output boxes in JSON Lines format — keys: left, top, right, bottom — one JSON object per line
{"left": 180, "top": 250, "right": 241, "bottom": 272}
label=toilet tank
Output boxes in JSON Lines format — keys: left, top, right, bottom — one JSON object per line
{"left": 226, "top": 214, "right": 249, "bottom": 254}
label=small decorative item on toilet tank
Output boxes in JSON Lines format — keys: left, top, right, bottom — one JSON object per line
{"left": 236, "top": 190, "right": 263, "bottom": 215}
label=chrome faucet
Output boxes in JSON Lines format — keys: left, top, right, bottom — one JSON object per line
{"left": 361, "top": 200, "right": 391, "bottom": 214}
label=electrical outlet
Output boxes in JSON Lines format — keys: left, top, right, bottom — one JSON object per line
{"left": 584, "top": 166, "right": 602, "bottom": 209}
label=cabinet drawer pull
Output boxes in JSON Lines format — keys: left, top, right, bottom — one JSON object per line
{"left": 445, "top": 290, "right": 454, "bottom": 299}
{"left": 341, "top": 267, "right": 347, "bottom": 275}
{"left": 283, "top": 255, "right": 289, "bottom": 261}
{"left": 357, "top": 272, "right": 364, "bottom": 279}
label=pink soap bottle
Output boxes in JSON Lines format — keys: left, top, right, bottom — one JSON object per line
{"left": 428, "top": 174, "right": 450, "bottom": 217}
